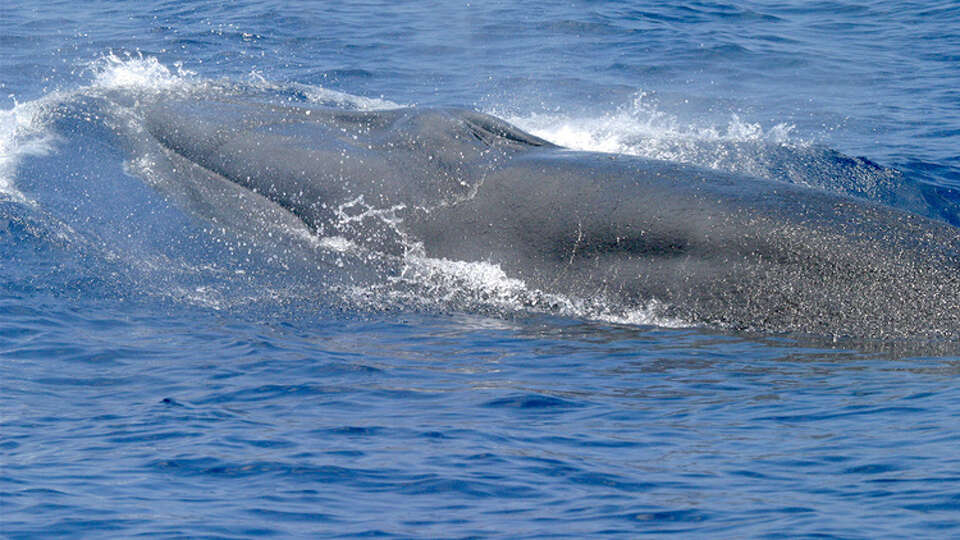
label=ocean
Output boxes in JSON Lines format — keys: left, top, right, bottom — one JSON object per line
{"left": 2, "top": 1, "right": 960, "bottom": 537}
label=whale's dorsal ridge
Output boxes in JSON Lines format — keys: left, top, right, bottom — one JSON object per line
{"left": 457, "top": 110, "right": 557, "bottom": 149}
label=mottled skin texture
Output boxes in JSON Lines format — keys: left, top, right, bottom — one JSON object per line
{"left": 143, "top": 100, "right": 960, "bottom": 339}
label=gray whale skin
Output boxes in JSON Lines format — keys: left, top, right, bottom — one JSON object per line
{"left": 143, "top": 100, "right": 960, "bottom": 340}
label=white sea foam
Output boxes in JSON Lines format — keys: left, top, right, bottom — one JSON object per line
{"left": 0, "top": 98, "right": 50, "bottom": 204}
{"left": 86, "top": 53, "right": 197, "bottom": 93}
{"left": 495, "top": 91, "right": 799, "bottom": 167}
{"left": 399, "top": 255, "right": 528, "bottom": 304}
{"left": 371, "top": 253, "right": 691, "bottom": 329}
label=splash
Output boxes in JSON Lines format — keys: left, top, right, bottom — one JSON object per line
{"left": 0, "top": 53, "right": 202, "bottom": 204}
{"left": 0, "top": 98, "right": 51, "bottom": 204}
{"left": 337, "top": 250, "right": 690, "bottom": 329}
{"left": 494, "top": 91, "right": 800, "bottom": 173}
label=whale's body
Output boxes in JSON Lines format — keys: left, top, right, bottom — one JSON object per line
{"left": 142, "top": 99, "right": 960, "bottom": 339}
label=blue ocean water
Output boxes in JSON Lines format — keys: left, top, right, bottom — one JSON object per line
{"left": 2, "top": 1, "right": 960, "bottom": 537}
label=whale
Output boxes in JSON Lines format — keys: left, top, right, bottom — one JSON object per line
{"left": 139, "top": 98, "right": 960, "bottom": 340}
